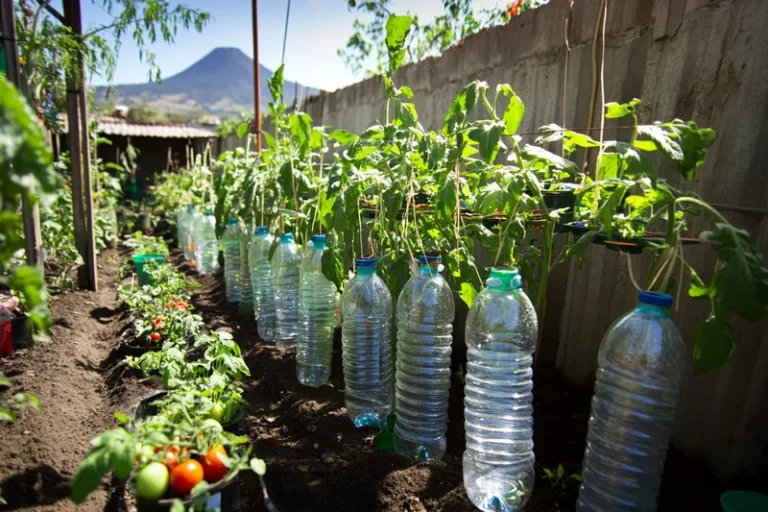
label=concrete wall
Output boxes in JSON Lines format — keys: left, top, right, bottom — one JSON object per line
{"left": 302, "top": 0, "right": 768, "bottom": 480}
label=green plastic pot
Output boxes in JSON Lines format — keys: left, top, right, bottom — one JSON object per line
{"left": 132, "top": 254, "right": 166, "bottom": 287}
{"left": 721, "top": 491, "right": 768, "bottom": 512}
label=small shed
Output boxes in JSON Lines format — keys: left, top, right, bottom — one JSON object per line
{"left": 57, "top": 115, "right": 216, "bottom": 198}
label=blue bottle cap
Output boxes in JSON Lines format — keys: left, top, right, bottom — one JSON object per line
{"left": 639, "top": 291, "right": 673, "bottom": 308}
{"left": 280, "top": 232, "right": 294, "bottom": 243}
{"left": 311, "top": 234, "right": 327, "bottom": 245}
{"left": 416, "top": 254, "right": 441, "bottom": 264}
{"left": 257, "top": 226, "right": 269, "bottom": 235}
{"left": 228, "top": 218, "right": 238, "bottom": 225}
{"left": 356, "top": 257, "right": 377, "bottom": 267}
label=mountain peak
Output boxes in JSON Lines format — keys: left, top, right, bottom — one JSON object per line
{"left": 95, "top": 48, "right": 319, "bottom": 116}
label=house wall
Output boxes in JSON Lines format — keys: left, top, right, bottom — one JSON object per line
{"left": 300, "top": 0, "right": 768, "bottom": 480}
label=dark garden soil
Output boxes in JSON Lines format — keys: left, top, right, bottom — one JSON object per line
{"left": 0, "top": 243, "right": 727, "bottom": 512}
{"left": 0, "top": 250, "right": 154, "bottom": 512}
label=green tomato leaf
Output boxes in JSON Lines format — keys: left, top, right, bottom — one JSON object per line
{"left": 70, "top": 448, "right": 111, "bottom": 504}
{"left": 635, "top": 125, "right": 683, "bottom": 162}
{"left": 236, "top": 122, "right": 248, "bottom": 139}
{"left": 469, "top": 121, "right": 504, "bottom": 164}
{"left": 604, "top": 98, "right": 641, "bottom": 119}
{"left": 459, "top": 282, "right": 478, "bottom": 308}
{"left": 110, "top": 441, "right": 135, "bottom": 480}
{"left": 436, "top": 174, "right": 457, "bottom": 222}
{"left": 701, "top": 223, "right": 768, "bottom": 321}
{"left": 501, "top": 91, "right": 525, "bottom": 136}
{"left": 321, "top": 247, "right": 345, "bottom": 292}
{"left": 596, "top": 186, "right": 627, "bottom": 236}
{"left": 443, "top": 81, "right": 485, "bottom": 134}
{"left": 329, "top": 130, "right": 358, "bottom": 144}
{"left": 694, "top": 315, "right": 735, "bottom": 373}
{"left": 385, "top": 14, "right": 413, "bottom": 76}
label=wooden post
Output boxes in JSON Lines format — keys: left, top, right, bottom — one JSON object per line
{"left": 63, "top": 0, "right": 97, "bottom": 290}
{"left": 1, "top": 0, "right": 44, "bottom": 269}
{"left": 252, "top": 0, "right": 262, "bottom": 151}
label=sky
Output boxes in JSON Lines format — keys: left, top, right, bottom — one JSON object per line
{"left": 80, "top": 0, "right": 506, "bottom": 92}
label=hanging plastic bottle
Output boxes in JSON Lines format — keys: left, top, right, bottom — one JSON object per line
{"left": 239, "top": 224, "right": 254, "bottom": 314}
{"left": 296, "top": 235, "right": 337, "bottom": 387}
{"left": 184, "top": 206, "right": 201, "bottom": 263}
{"left": 394, "top": 254, "right": 454, "bottom": 462}
{"left": 221, "top": 218, "right": 241, "bottom": 303}
{"left": 576, "top": 291, "right": 684, "bottom": 512}
{"left": 249, "top": 226, "right": 276, "bottom": 341}
{"left": 272, "top": 232, "right": 300, "bottom": 353}
{"left": 463, "top": 268, "right": 538, "bottom": 512}
{"left": 193, "top": 210, "right": 219, "bottom": 275}
{"left": 341, "top": 257, "right": 393, "bottom": 428}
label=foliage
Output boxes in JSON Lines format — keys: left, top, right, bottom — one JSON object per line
{"left": 123, "top": 232, "right": 170, "bottom": 256}
{"left": 16, "top": 0, "right": 211, "bottom": 130}
{"left": 0, "top": 374, "right": 40, "bottom": 423}
{"left": 0, "top": 75, "right": 59, "bottom": 331}
{"left": 339, "top": 0, "right": 510, "bottom": 77}
{"left": 541, "top": 464, "right": 582, "bottom": 489}
{"left": 72, "top": 239, "right": 264, "bottom": 506}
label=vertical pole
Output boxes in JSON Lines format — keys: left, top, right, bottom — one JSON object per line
{"left": 63, "top": 0, "right": 97, "bottom": 290}
{"left": 79, "top": 81, "right": 97, "bottom": 290}
{"left": 252, "top": 0, "right": 262, "bottom": 151}
{"left": 1, "top": 0, "right": 44, "bottom": 269}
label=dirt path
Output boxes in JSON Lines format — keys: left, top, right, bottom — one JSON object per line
{"left": 0, "top": 250, "right": 152, "bottom": 511}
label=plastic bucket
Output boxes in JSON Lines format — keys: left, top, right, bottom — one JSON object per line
{"left": 132, "top": 254, "right": 166, "bottom": 287}
{"left": 721, "top": 491, "right": 768, "bottom": 512}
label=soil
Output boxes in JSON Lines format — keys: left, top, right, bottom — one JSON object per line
{"left": 0, "top": 243, "right": 736, "bottom": 512}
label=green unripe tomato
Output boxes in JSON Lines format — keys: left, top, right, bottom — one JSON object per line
{"left": 135, "top": 462, "right": 169, "bottom": 500}
{"left": 201, "top": 418, "right": 223, "bottom": 433}
{"left": 209, "top": 403, "right": 224, "bottom": 422}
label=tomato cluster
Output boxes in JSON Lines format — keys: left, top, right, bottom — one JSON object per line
{"left": 135, "top": 443, "right": 229, "bottom": 500}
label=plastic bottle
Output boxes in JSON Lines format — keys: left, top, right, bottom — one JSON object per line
{"left": 176, "top": 207, "right": 187, "bottom": 251}
{"left": 394, "top": 254, "right": 455, "bottom": 462}
{"left": 341, "top": 257, "right": 393, "bottom": 428}
{"left": 272, "top": 232, "right": 300, "bottom": 353}
{"left": 576, "top": 291, "right": 684, "bottom": 512}
{"left": 184, "top": 206, "right": 199, "bottom": 262}
{"left": 463, "top": 268, "right": 538, "bottom": 512}
{"left": 193, "top": 210, "right": 220, "bottom": 275}
{"left": 239, "top": 224, "right": 254, "bottom": 313}
{"left": 249, "top": 226, "right": 276, "bottom": 342}
{"left": 222, "top": 218, "right": 241, "bottom": 303}
{"left": 295, "top": 235, "right": 337, "bottom": 387}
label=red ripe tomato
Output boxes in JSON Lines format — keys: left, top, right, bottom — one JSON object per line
{"left": 169, "top": 459, "right": 204, "bottom": 495}
{"left": 202, "top": 444, "right": 228, "bottom": 483}
{"left": 163, "top": 449, "right": 179, "bottom": 470}
{"left": 150, "top": 332, "right": 161, "bottom": 342}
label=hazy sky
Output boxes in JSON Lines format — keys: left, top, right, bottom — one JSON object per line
{"left": 82, "top": 0, "right": 505, "bottom": 92}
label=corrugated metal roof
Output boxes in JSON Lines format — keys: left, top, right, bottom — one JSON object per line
{"left": 96, "top": 119, "right": 215, "bottom": 138}
{"left": 58, "top": 116, "right": 216, "bottom": 139}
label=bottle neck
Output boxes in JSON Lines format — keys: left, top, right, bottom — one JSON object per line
{"left": 637, "top": 303, "right": 671, "bottom": 318}
{"left": 419, "top": 264, "right": 440, "bottom": 277}
{"left": 357, "top": 266, "right": 375, "bottom": 277}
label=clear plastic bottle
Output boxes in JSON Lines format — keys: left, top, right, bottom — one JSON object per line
{"left": 176, "top": 207, "right": 187, "bottom": 251}
{"left": 576, "top": 291, "right": 684, "bottom": 512}
{"left": 394, "top": 254, "right": 454, "bottom": 462}
{"left": 239, "top": 224, "right": 254, "bottom": 313}
{"left": 249, "top": 226, "right": 275, "bottom": 342}
{"left": 296, "top": 235, "right": 337, "bottom": 387}
{"left": 272, "top": 232, "right": 300, "bottom": 353}
{"left": 463, "top": 268, "right": 538, "bottom": 512}
{"left": 193, "top": 210, "right": 220, "bottom": 275}
{"left": 341, "top": 257, "right": 393, "bottom": 428}
{"left": 221, "top": 218, "right": 241, "bottom": 303}
{"left": 184, "top": 206, "right": 200, "bottom": 262}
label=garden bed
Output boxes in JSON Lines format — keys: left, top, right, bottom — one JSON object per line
{"left": 0, "top": 246, "right": 729, "bottom": 511}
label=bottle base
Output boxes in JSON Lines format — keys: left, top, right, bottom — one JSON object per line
{"left": 297, "top": 364, "right": 330, "bottom": 387}
{"left": 349, "top": 412, "right": 386, "bottom": 429}
{"left": 393, "top": 430, "right": 446, "bottom": 463}
{"left": 465, "top": 477, "right": 532, "bottom": 512}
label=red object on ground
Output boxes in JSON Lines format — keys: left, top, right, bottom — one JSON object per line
{"left": 0, "top": 321, "right": 12, "bottom": 355}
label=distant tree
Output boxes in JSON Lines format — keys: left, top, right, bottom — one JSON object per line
{"left": 125, "top": 105, "right": 169, "bottom": 124}
{"left": 15, "top": 0, "right": 211, "bottom": 130}
{"left": 338, "top": 0, "right": 549, "bottom": 77}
